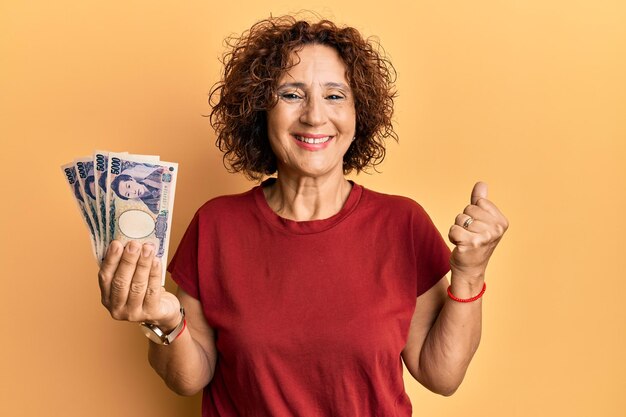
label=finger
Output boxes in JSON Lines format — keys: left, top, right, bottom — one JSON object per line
{"left": 454, "top": 195, "right": 490, "bottom": 234}
{"left": 455, "top": 213, "right": 475, "bottom": 230}
{"left": 475, "top": 197, "right": 506, "bottom": 221}
{"left": 109, "top": 241, "right": 142, "bottom": 317}
{"left": 471, "top": 181, "right": 488, "bottom": 205}
{"left": 463, "top": 204, "right": 491, "bottom": 222}
{"left": 143, "top": 256, "right": 163, "bottom": 320}
{"left": 449, "top": 224, "right": 470, "bottom": 246}
{"left": 449, "top": 224, "right": 490, "bottom": 248}
{"left": 455, "top": 212, "right": 490, "bottom": 235}
{"left": 98, "top": 241, "right": 124, "bottom": 306}
{"left": 124, "top": 243, "right": 155, "bottom": 317}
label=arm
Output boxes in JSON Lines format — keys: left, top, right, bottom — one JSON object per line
{"left": 148, "top": 288, "right": 217, "bottom": 395}
{"left": 401, "top": 275, "right": 483, "bottom": 396}
{"left": 99, "top": 240, "right": 217, "bottom": 396}
{"left": 401, "top": 182, "right": 508, "bottom": 396}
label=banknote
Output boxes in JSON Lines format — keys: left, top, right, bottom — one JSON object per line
{"left": 93, "top": 151, "right": 110, "bottom": 260}
{"left": 63, "top": 151, "right": 177, "bottom": 284}
{"left": 93, "top": 151, "right": 159, "bottom": 252}
{"left": 106, "top": 153, "right": 178, "bottom": 284}
{"left": 61, "top": 162, "right": 98, "bottom": 259}
{"left": 75, "top": 157, "right": 104, "bottom": 260}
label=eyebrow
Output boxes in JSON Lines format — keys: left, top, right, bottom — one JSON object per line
{"left": 278, "top": 82, "right": 350, "bottom": 90}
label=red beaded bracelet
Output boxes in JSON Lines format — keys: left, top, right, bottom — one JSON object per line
{"left": 447, "top": 282, "right": 486, "bottom": 303}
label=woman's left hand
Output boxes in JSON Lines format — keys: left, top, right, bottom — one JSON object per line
{"left": 448, "top": 182, "right": 509, "bottom": 282}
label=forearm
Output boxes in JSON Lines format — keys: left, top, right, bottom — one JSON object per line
{"left": 98, "top": 241, "right": 216, "bottom": 395}
{"left": 417, "top": 272, "right": 484, "bottom": 396}
{"left": 148, "top": 327, "right": 216, "bottom": 396}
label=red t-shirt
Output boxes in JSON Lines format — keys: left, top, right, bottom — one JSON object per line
{"left": 167, "top": 180, "right": 451, "bottom": 417}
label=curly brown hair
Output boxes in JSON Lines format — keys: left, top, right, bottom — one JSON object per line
{"left": 209, "top": 15, "right": 398, "bottom": 180}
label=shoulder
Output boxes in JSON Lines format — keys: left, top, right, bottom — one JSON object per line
{"left": 356, "top": 185, "right": 439, "bottom": 234}
{"left": 176, "top": 186, "right": 259, "bottom": 239}
{"left": 195, "top": 186, "right": 258, "bottom": 220}
{"left": 360, "top": 186, "right": 429, "bottom": 217}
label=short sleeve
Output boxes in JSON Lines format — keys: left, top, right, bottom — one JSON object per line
{"left": 413, "top": 205, "right": 451, "bottom": 297}
{"left": 167, "top": 212, "right": 201, "bottom": 300}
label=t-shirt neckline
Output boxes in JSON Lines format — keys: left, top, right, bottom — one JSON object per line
{"left": 253, "top": 177, "right": 363, "bottom": 235}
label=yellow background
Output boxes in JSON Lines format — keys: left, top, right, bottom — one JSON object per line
{"left": 1, "top": 1, "right": 625, "bottom": 416}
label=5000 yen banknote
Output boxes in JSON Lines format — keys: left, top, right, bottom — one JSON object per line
{"left": 61, "top": 162, "right": 98, "bottom": 259}
{"left": 93, "top": 151, "right": 110, "bottom": 261}
{"left": 97, "top": 152, "right": 158, "bottom": 248}
{"left": 106, "top": 153, "right": 178, "bottom": 284}
{"left": 75, "top": 157, "right": 104, "bottom": 260}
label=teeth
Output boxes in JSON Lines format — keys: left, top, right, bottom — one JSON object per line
{"left": 295, "top": 135, "right": 331, "bottom": 144}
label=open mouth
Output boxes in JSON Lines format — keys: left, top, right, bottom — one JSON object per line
{"left": 293, "top": 135, "right": 333, "bottom": 144}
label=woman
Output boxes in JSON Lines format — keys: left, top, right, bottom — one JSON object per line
{"left": 98, "top": 16, "right": 508, "bottom": 416}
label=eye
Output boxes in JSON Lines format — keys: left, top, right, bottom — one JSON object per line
{"left": 279, "top": 92, "right": 303, "bottom": 101}
{"left": 326, "top": 94, "right": 344, "bottom": 100}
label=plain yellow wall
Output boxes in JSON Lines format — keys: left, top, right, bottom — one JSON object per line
{"left": 1, "top": 1, "right": 625, "bottom": 416}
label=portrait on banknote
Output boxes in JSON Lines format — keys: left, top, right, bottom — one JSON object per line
{"left": 109, "top": 164, "right": 167, "bottom": 215}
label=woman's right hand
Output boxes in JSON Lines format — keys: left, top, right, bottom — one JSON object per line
{"left": 98, "top": 240, "right": 181, "bottom": 330}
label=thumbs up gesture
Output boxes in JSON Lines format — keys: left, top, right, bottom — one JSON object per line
{"left": 448, "top": 182, "right": 509, "bottom": 282}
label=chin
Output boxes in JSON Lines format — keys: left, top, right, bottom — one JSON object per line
{"left": 288, "top": 163, "right": 343, "bottom": 179}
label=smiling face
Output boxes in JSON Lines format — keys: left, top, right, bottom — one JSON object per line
{"left": 266, "top": 44, "right": 357, "bottom": 179}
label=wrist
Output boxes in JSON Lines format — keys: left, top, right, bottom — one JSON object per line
{"left": 449, "top": 272, "right": 485, "bottom": 300}
{"left": 448, "top": 281, "right": 486, "bottom": 303}
{"left": 141, "top": 308, "right": 186, "bottom": 345}
{"left": 150, "top": 310, "right": 184, "bottom": 334}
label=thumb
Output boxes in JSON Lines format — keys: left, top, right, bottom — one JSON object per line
{"left": 471, "top": 181, "right": 488, "bottom": 205}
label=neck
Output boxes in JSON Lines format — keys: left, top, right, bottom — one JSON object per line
{"left": 263, "top": 172, "right": 352, "bottom": 221}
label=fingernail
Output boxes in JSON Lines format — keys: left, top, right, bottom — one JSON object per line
{"left": 107, "top": 242, "right": 121, "bottom": 256}
{"left": 142, "top": 245, "right": 153, "bottom": 257}
{"left": 127, "top": 243, "right": 139, "bottom": 254}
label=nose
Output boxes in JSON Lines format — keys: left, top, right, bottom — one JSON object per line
{"left": 299, "top": 95, "right": 327, "bottom": 126}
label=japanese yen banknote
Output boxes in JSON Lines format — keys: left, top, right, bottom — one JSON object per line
{"left": 61, "top": 151, "right": 178, "bottom": 284}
